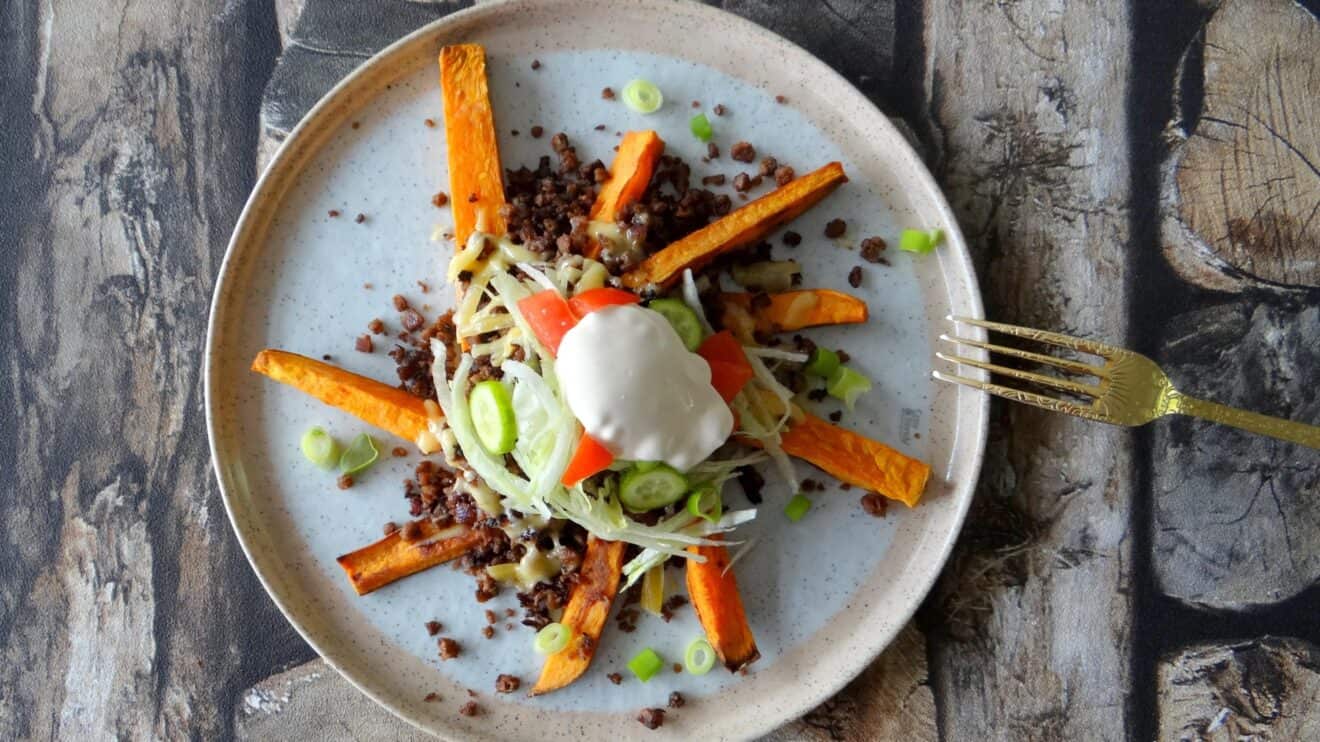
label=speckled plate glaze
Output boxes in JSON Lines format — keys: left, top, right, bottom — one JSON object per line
{"left": 206, "top": 1, "right": 987, "bottom": 739}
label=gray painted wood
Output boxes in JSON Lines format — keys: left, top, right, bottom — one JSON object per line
{"left": 4, "top": 0, "right": 1320, "bottom": 739}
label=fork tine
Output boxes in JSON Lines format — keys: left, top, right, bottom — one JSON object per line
{"left": 932, "top": 370, "right": 1110, "bottom": 422}
{"left": 935, "top": 352, "right": 1102, "bottom": 398}
{"left": 939, "top": 334, "right": 1108, "bottom": 378}
{"left": 948, "top": 316, "right": 1120, "bottom": 358}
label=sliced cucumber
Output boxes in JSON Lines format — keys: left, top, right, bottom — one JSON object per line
{"left": 469, "top": 380, "right": 518, "bottom": 455}
{"left": 648, "top": 298, "right": 704, "bottom": 351}
{"left": 619, "top": 463, "right": 689, "bottom": 512}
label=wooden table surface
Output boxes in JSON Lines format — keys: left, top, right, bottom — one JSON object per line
{"left": 3, "top": 0, "right": 1318, "bottom": 739}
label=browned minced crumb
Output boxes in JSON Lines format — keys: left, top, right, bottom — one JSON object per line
{"left": 848, "top": 266, "right": 863, "bottom": 288}
{"left": 392, "top": 294, "right": 409, "bottom": 311}
{"left": 505, "top": 608, "right": 516, "bottom": 618}
{"left": 775, "top": 94, "right": 788, "bottom": 104}
{"left": 825, "top": 218, "right": 847, "bottom": 238}
{"left": 401, "top": 308, "right": 425, "bottom": 332}
{"left": 485, "top": 609, "right": 498, "bottom": 625}
{"left": 732, "top": 173, "right": 752, "bottom": 192}
{"left": 438, "top": 638, "right": 460, "bottom": 660}
{"left": 837, "top": 349, "right": 851, "bottom": 363}
{"left": 494, "top": 674, "right": 521, "bottom": 694}
{"left": 504, "top": 623, "right": 513, "bottom": 631}
{"left": 467, "top": 689, "right": 479, "bottom": 697}
{"left": 602, "top": 86, "right": 615, "bottom": 99}
{"left": 424, "top": 118, "right": 436, "bottom": 128}
{"left": 702, "top": 174, "right": 726, "bottom": 187}
{"left": 808, "top": 387, "right": 828, "bottom": 402}
{"left": 351, "top": 121, "right": 360, "bottom": 129}
{"left": 829, "top": 410, "right": 843, "bottom": 423}
{"left": 432, "top": 191, "right": 449, "bottom": 207}
{"left": 713, "top": 103, "right": 727, "bottom": 116}
{"left": 774, "top": 166, "right": 796, "bottom": 186}
{"left": 466, "top": 193, "right": 479, "bottom": 203}
{"left": 481, "top": 625, "right": 495, "bottom": 639}
{"left": 861, "top": 493, "right": 889, "bottom": 518}
{"left": 860, "top": 236, "right": 888, "bottom": 262}
{"left": 668, "top": 691, "right": 686, "bottom": 708}
{"left": 594, "top": 123, "right": 606, "bottom": 131}
{"left": 362, "top": 282, "right": 373, "bottom": 289}
{"left": 392, "top": 446, "right": 408, "bottom": 457}
{"left": 355, "top": 335, "right": 373, "bottom": 352}
{"left": 758, "top": 157, "right": 778, "bottom": 176}
{"left": 337, "top": 474, "right": 354, "bottom": 490}
{"left": 328, "top": 209, "right": 341, "bottom": 218}
{"left": 425, "top": 620, "right": 442, "bottom": 636}
{"left": 383, "top": 521, "right": 399, "bottom": 536}
{"left": 802, "top": 478, "right": 823, "bottom": 492}
{"left": 841, "top": 483, "right": 853, "bottom": 491}
{"left": 530, "top": 59, "right": 541, "bottom": 70}
{"left": 424, "top": 692, "right": 441, "bottom": 702}
{"left": 355, "top": 213, "right": 366, "bottom": 224}
{"left": 730, "top": 141, "right": 756, "bottom": 162}
{"left": 459, "top": 701, "right": 481, "bottom": 717}
{"left": 530, "top": 125, "right": 544, "bottom": 138}
{"left": 401, "top": 520, "right": 422, "bottom": 542}
{"left": 607, "top": 672, "right": 623, "bottom": 685}
{"left": 707, "top": 142, "right": 720, "bottom": 159}
{"left": 511, "top": 129, "right": 520, "bottom": 137}
{"left": 782, "top": 230, "right": 802, "bottom": 247}
{"left": 660, "top": 594, "right": 688, "bottom": 622}
{"left": 672, "top": 663, "right": 682, "bottom": 674}
{"left": 637, "top": 708, "right": 665, "bottom": 730}
{"left": 368, "top": 318, "right": 385, "bottom": 334}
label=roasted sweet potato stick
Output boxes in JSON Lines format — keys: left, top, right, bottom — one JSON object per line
{"left": 720, "top": 289, "right": 868, "bottom": 333}
{"left": 439, "top": 44, "right": 507, "bottom": 248}
{"left": 250, "top": 350, "right": 436, "bottom": 451}
{"left": 531, "top": 537, "right": 626, "bottom": 695}
{"left": 336, "top": 521, "right": 488, "bottom": 595}
{"left": 622, "top": 162, "right": 848, "bottom": 290}
{"left": 686, "top": 537, "right": 760, "bottom": 673}
{"left": 585, "top": 130, "right": 665, "bottom": 259}
{"left": 779, "top": 412, "right": 930, "bottom": 507}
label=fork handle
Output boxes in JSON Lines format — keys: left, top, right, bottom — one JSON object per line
{"left": 1171, "top": 394, "right": 1320, "bottom": 450}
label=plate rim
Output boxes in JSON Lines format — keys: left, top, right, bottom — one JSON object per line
{"left": 205, "top": 0, "right": 988, "bottom": 737}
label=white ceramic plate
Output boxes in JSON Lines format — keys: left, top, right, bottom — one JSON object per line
{"left": 206, "top": 1, "right": 987, "bottom": 739}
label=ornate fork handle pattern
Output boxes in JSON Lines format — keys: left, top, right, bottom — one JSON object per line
{"left": 1170, "top": 393, "right": 1320, "bottom": 450}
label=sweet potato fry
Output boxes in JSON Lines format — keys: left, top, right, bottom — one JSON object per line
{"left": 250, "top": 350, "right": 436, "bottom": 451}
{"left": 439, "top": 44, "right": 507, "bottom": 247}
{"left": 531, "top": 537, "right": 626, "bottom": 695}
{"left": 686, "top": 537, "right": 760, "bottom": 673}
{"left": 585, "top": 130, "right": 665, "bottom": 259}
{"left": 720, "top": 289, "right": 868, "bottom": 333}
{"left": 780, "top": 412, "right": 930, "bottom": 507}
{"left": 621, "top": 162, "right": 848, "bottom": 290}
{"left": 336, "top": 521, "right": 487, "bottom": 595}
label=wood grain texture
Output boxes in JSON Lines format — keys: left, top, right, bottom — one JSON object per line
{"left": 918, "top": 1, "right": 1135, "bottom": 739}
{"left": 1161, "top": 0, "right": 1320, "bottom": 292}
{"left": 0, "top": 0, "right": 306, "bottom": 739}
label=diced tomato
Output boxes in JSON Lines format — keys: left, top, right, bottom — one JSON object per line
{"left": 697, "top": 331, "right": 754, "bottom": 402}
{"left": 561, "top": 433, "right": 614, "bottom": 486}
{"left": 568, "top": 287, "right": 640, "bottom": 317}
{"left": 517, "top": 290, "right": 579, "bottom": 355}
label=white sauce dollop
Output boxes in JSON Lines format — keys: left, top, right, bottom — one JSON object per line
{"left": 555, "top": 304, "right": 733, "bottom": 471}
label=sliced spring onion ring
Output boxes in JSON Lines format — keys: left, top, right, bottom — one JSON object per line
{"left": 685, "top": 638, "right": 717, "bottom": 675}
{"left": 301, "top": 427, "right": 339, "bottom": 468}
{"left": 784, "top": 493, "right": 812, "bottom": 522}
{"left": 628, "top": 647, "right": 665, "bottom": 681}
{"left": 338, "top": 433, "right": 379, "bottom": 474}
{"left": 689, "top": 112, "right": 713, "bottom": 141}
{"left": 621, "top": 79, "right": 663, "bottom": 114}
{"left": 804, "top": 347, "right": 841, "bottom": 378}
{"left": 534, "top": 622, "right": 572, "bottom": 654}
{"left": 826, "top": 366, "right": 873, "bottom": 411}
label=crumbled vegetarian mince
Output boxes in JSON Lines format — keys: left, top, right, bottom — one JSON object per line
{"left": 505, "top": 623, "right": 513, "bottom": 630}
{"left": 758, "top": 157, "right": 778, "bottom": 176}
{"left": 401, "top": 520, "right": 422, "bottom": 541}
{"left": 691, "top": 100, "right": 700, "bottom": 108}
{"left": 337, "top": 474, "right": 354, "bottom": 490}
{"left": 808, "top": 387, "right": 828, "bottom": 402}
{"left": 782, "top": 230, "right": 802, "bottom": 247}
{"left": 432, "top": 191, "right": 448, "bottom": 207}
{"left": 736, "top": 466, "right": 765, "bottom": 505}
{"left": 425, "top": 620, "right": 442, "bottom": 636}
{"left": 417, "top": 280, "right": 430, "bottom": 293}
{"left": 485, "top": 610, "right": 498, "bottom": 625}
{"left": 672, "top": 663, "right": 683, "bottom": 674}
{"left": 608, "top": 154, "right": 730, "bottom": 262}
{"left": 593, "top": 123, "right": 606, "bottom": 131}
{"left": 355, "top": 213, "right": 366, "bottom": 224}
{"left": 424, "top": 118, "right": 436, "bottom": 128}
{"left": 511, "top": 129, "right": 520, "bottom": 137}
{"left": 701, "top": 174, "right": 726, "bottom": 186}
{"left": 438, "top": 638, "right": 460, "bottom": 660}
{"left": 459, "top": 701, "right": 481, "bottom": 717}
{"left": 392, "top": 446, "right": 407, "bottom": 457}
{"left": 530, "top": 125, "right": 543, "bottom": 138}
{"left": 837, "top": 349, "right": 851, "bottom": 363}
{"left": 637, "top": 708, "right": 665, "bottom": 730}
{"left": 355, "top": 335, "right": 373, "bottom": 352}
{"left": 602, "top": 86, "right": 615, "bottom": 99}
{"left": 861, "top": 493, "right": 889, "bottom": 518}
{"left": 732, "top": 173, "right": 752, "bottom": 192}
{"left": 802, "top": 478, "right": 822, "bottom": 492}
{"left": 774, "top": 166, "right": 796, "bottom": 186}
{"left": 825, "top": 218, "right": 847, "bottom": 238}
{"left": 730, "top": 141, "right": 756, "bottom": 162}
{"left": 860, "top": 236, "right": 887, "bottom": 263}
{"left": 660, "top": 594, "right": 688, "bottom": 622}
{"left": 607, "top": 672, "right": 623, "bottom": 685}
{"left": 668, "top": 691, "right": 685, "bottom": 708}
{"left": 848, "top": 266, "right": 863, "bottom": 288}
{"left": 713, "top": 103, "right": 727, "bottom": 116}
{"left": 401, "top": 308, "right": 425, "bottom": 332}
{"left": 707, "top": 142, "right": 720, "bottom": 159}
{"left": 775, "top": 94, "right": 788, "bottom": 104}
{"left": 424, "top": 692, "right": 440, "bottom": 702}
{"left": 392, "top": 294, "right": 409, "bottom": 311}
{"left": 368, "top": 318, "right": 385, "bottom": 334}
{"left": 829, "top": 410, "right": 843, "bottom": 422}
{"left": 321, "top": 354, "right": 333, "bottom": 361}
{"left": 328, "top": 209, "right": 340, "bottom": 218}
{"left": 351, "top": 121, "right": 360, "bottom": 129}
{"left": 841, "top": 483, "right": 853, "bottom": 491}
{"left": 494, "top": 674, "right": 521, "bottom": 694}
{"left": 615, "top": 607, "right": 640, "bottom": 633}
{"left": 530, "top": 59, "right": 541, "bottom": 70}
{"left": 383, "top": 521, "right": 399, "bottom": 536}
{"left": 389, "top": 310, "right": 457, "bottom": 401}
{"left": 500, "top": 133, "right": 602, "bottom": 257}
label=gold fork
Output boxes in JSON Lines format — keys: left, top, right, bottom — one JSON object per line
{"left": 933, "top": 316, "right": 1320, "bottom": 450}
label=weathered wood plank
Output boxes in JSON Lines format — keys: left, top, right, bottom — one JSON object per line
{"left": 0, "top": 0, "right": 298, "bottom": 739}
{"left": 918, "top": 1, "right": 1135, "bottom": 739}
{"left": 1160, "top": 0, "right": 1320, "bottom": 293}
